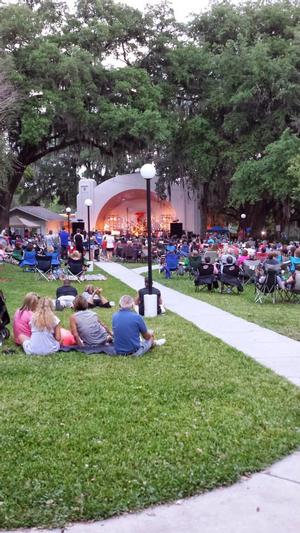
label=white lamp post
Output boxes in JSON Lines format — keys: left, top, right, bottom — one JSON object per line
{"left": 140, "top": 163, "right": 156, "bottom": 317}
{"left": 66, "top": 207, "right": 71, "bottom": 234}
{"left": 84, "top": 198, "right": 93, "bottom": 261}
{"left": 240, "top": 213, "right": 246, "bottom": 240}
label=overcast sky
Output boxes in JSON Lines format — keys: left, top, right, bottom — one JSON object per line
{"left": 122, "top": 0, "right": 212, "bottom": 21}
{"left": 3, "top": 0, "right": 214, "bottom": 21}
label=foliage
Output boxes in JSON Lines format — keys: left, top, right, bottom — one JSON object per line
{"left": 0, "top": 0, "right": 172, "bottom": 224}
{"left": 1, "top": 0, "right": 300, "bottom": 231}
{"left": 231, "top": 129, "right": 300, "bottom": 206}
{"left": 0, "top": 262, "right": 300, "bottom": 527}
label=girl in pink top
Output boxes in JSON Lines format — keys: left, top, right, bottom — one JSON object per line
{"left": 13, "top": 292, "right": 39, "bottom": 344}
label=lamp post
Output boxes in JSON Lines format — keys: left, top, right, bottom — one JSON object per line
{"left": 140, "top": 163, "right": 156, "bottom": 312}
{"left": 240, "top": 213, "right": 246, "bottom": 240}
{"left": 84, "top": 198, "right": 93, "bottom": 261}
{"left": 66, "top": 207, "right": 71, "bottom": 235}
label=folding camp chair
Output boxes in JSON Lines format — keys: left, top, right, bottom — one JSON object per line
{"left": 19, "top": 250, "right": 37, "bottom": 271}
{"left": 35, "top": 255, "right": 54, "bottom": 281}
{"left": 194, "top": 264, "right": 218, "bottom": 292}
{"left": 187, "top": 254, "right": 203, "bottom": 278}
{"left": 204, "top": 251, "right": 218, "bottom": 263}
{"left": 163, "top": 253, "right": 180, "bottom": 278}
{"left": 65, "top": 259, "right": 84, "bottom": 282}
{"left": 0, "top": 290, "right": 10, "bottom": 342}
{"left": 241, "top": 260, "right": 260, "bottom": 286}
{"left": 220, "top": 265, "right": 243, "bottom": 294}
{"left": 255, "top": 270, "right": 279, "bottom": 304}
{"left": 285, "top": 270, "right": 300, "bottom": 303}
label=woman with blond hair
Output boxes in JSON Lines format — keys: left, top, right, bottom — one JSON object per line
{"left": 13, "top": 292, "right": 39, "bottom": 345}
{"left": 19, "top": 297, "right": 62, "bottom": 355}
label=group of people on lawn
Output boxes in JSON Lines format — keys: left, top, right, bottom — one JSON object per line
{"left": 11, "top": 278, "right": 164, "bottom": 357}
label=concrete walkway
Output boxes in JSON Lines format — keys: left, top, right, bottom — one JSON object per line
{"left": 98, "top": 261, "right": 300, "bottom": 386}
{"left": 4, "top": 262, "right": 300, "bottom": 533}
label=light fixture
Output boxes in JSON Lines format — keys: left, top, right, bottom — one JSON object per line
{"left": 140, "top": 163, "right": 156, "bottom": 180}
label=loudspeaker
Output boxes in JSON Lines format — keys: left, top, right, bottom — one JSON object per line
{"left": 170, "top": 222, "right": 183, "bottom": 237}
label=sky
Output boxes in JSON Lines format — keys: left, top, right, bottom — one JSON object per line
{"left": 3, "top": 0, "right": 214, "bottom": 21}
{"left": 121, "top": 0, "right": 212, "bottom": 22}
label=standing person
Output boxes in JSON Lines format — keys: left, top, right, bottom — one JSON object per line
{"left": 13, "top": 292, "right": 39, "bottom": 345}
{"left": 59, "top": 226, "right": 69, "bottom": 260}
{"left": 135, "top": 278, "right": 163, "bottom": 316}
{"left": 18, "top": 297, "right": 62, "bottom": 355}
{"left": 112, "top": 295, "right": 165, "bottom": 356}
{"left": 103, "top": 231, "right": 115, "bottom": 260}
{"left": 44, "top": 230, "right": 55, "bottom": 249}
{"left": 74, "top": 228, "right": 84, "bottom": 255}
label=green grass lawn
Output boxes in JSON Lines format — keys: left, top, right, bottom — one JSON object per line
{"left": 0, "top": 263, "right": 300, "bottom": 528}
{"left": 152, "top": 271, "right": 300, "bottom": 341}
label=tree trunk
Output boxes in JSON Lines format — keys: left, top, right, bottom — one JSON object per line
{"left": 0, "top": 161, "right": 26, "bottom": 228}
{"left": 247, "top": 201, "right": 269, "bottom": 237}
{"left": 0, "top": 188, "right": 13, "bottom": 229}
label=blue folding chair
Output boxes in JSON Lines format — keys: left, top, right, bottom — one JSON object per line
{"left": 19, "top": 250, "right": 37, "bottom": 271}
{"left": 46, "top": 250, "right": 60, "bottom": 269}
{"left": 164, "top": 253, "right": 180, "bottom": 278}
{"left": 179, "top": 244, "right": 190, "bottom": 257}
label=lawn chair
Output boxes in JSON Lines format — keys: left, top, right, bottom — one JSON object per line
{"left": 285, "top": 270, "right": 300, "bottom": 303}
{"left": 19, "top": 250, "right": 37, "bottom": 271}
{"left": 179, "top": 244, "right": 190, "bottom": 257}
{"left": 46, "top": 249, "right": 61, "bottom": 270}
{"left": 163, "top": 253, "right": 180, "bottom": 278}
{"left": 65, "top": 258, "right": 84, "bottom": 282}
{"left": 220, "top": 264, "right": 243, "bottom": 294}
{"left": 255, "top": 270, "right": 279, "bottom": 304}
{"left": 0, "top": 290, "right": 10, "bottom": 342}
{"left": 123, "top": 246, "right": 137, "bottom": 262}
{"left": 35, "top": 255, "right": 54, "bottom": 281}
{"left": 187, "top": 254, "right": 203, "bottom": 278}
{"left": 204, "top": 250, "right": 218, "bottom": 263}
{"left": 194, "top": 263, "right": 217, "bottom": 292}
{"left": 241, "top": 260, "right": 260, "bottom": 286}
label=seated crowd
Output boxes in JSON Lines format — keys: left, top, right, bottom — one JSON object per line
{"left": 159, "top": 240, "right": 300, "bottom": 295}
{"left": 10, "top": 285, "right": 165, "bottom": 356}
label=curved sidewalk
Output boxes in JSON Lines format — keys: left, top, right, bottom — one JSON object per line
{"left": 4, "top": 262, "right": 300, "bottom": 533}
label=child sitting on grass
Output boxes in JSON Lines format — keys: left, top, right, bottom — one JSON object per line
{"left": 19, "top": 297, "right": 75, "bottom": 355}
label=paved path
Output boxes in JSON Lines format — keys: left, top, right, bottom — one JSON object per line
{"left": 4, "top": 262, "right": 300, "bottom": 533}
{"left": 98, "top": 261, "right": 300, "bottom": 386}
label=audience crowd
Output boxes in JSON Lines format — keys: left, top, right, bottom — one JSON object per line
{"left": 0, "top": 224, "right": 299, "bottom": 354}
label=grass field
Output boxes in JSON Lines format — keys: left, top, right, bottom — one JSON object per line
{"left": 152, "top": 270, "right": 300, "bottom": 341}
{"left": 0, "top": 263, "right": 300, "bottom": 528}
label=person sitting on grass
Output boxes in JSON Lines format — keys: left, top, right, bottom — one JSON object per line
{"left": 70, "top": 295, "right": 112, "bottom": 347}
{"left": 112, "top": 295, "right": 165, "bottom": 357}
{"left": 19, "top": 297, "right": 75, "bottom": 355}
{"left": 13, "top": 292, "right": 39, "bottom": 345}
{"left": 55, "top": 279, "right": 78, "bottom": 309}
{"left": 19, "top": 297, "right": 62, "bottom": 355}
{"left": 81, "top": 284, "right": 113, "bottom": 308}
{"left": 135, "top": 277, "right": 163, "bottom": 316}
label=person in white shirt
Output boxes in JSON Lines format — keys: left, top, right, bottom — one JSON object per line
{"left": 103, "top": 231, "right": 115, "bottom": 260}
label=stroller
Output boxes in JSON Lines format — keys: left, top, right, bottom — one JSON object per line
{"left": 0, "top": 290, "right": 10, "bottom": 343}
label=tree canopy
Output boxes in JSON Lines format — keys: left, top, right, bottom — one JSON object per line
{"left": 1, "top": 0, "right": 300, "bottom": 233}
